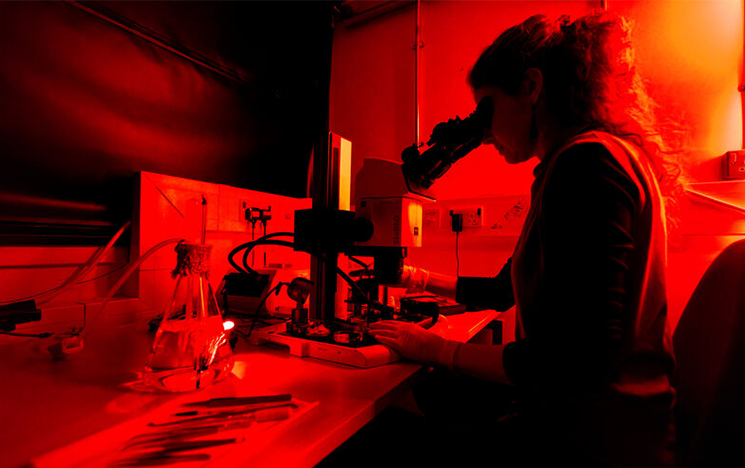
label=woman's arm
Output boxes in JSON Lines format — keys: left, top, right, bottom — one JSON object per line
{"left": 425, "top": 271, "right": 458, "bottom": 300}
{"left": 368, "top": 320, "right": 512, "bottom": 384}
{"left": 503, "top": 143, "right": 640, "bottom": 389}
{"left": 453, "top": 342, "right": 511, "bottom": 384}
{"left": 400, "top": 265, "right": 458, "bottom": 299}
{"left": 403, "top": 258, "right": 515, "bottom": 312}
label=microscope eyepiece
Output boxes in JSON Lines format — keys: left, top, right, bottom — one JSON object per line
{"left": 427, "top": 96, "right": 493, "bottom": 149}
{"left": 401, "top": 96, "right": 493, "bottom": 189}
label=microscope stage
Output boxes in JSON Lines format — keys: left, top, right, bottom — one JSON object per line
{"left": 250, "top": 322, "right": 401, "bottom": 368}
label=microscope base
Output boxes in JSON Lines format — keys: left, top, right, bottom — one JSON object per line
{"left": 250, "top": 322, "right": 400, "bottom": 368}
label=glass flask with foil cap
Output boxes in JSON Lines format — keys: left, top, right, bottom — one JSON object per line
{"left": 142, "top": 241, "right": 234, "bottom": 392}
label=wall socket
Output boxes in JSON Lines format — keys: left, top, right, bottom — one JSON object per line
{"left": 724, "top": 150, "right": 745, "bottom": 179}
{"left": 450, "top": 207, "right": 483, "bottom": 228}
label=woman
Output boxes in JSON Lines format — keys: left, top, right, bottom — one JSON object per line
{"left": 369, "top": 11, "right": 679, "bottom": 467}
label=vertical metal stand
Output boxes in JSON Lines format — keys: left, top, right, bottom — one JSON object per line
{"left": 308, "top": 5, "right": 338, "bottom": 324}
{"left": 309, "top": 133, "right": 352, "bottom": 323}
{"left": 310, "top": 133, "right": 333, "bottom": 323}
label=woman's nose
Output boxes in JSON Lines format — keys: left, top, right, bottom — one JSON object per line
{"left": 482, "top": 129, "right": 494, "bottom": 145}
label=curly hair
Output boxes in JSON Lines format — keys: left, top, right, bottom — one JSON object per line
{"left": 469, "top": 11, "right": 684, "bottom": 237}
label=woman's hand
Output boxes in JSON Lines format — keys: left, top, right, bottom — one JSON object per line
{"left": 398, "top": 265, "right": 430, "bottom": 293}
{"left": 368, "top": 320, "right": 459, "bottom": 368}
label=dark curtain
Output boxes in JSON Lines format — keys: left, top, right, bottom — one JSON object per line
{"left": 0, "top": 1, "right": 332, "bottom": 244}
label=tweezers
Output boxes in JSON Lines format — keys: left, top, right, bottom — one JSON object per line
{"left": 126, "top": 437, "right": 241, "bottom": 453}
{"left": 109, "top": 452, "right": 211, "bottom": 467}
{"left": 149, "top": 402, "right": 296, "bottom": 427}
{"left": 174, "top": 400, "right": 289, "bottom": 417}
{"left": 125, "top": 418, "right": 255, "bottom": 449}
{"left": 181, "top": 394, "right": 292, "bottom": 408}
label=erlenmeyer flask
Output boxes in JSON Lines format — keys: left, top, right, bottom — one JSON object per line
{"left": 142, "top": 242, "right": 234, "bottom": 392}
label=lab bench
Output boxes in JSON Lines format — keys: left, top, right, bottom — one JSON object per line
{"left": 0, "top": 309, "right": 499, "bottom": 468}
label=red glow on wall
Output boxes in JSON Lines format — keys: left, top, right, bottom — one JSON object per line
{"left": 0, "top": 2, "right": 253, "bottom": 192}
{"left": 0, "top": 1, "right": 326, "bottom": 222}
{"left": 612, "top": 0, "right": 743, "bottom": 173}
{"left": 332, "top": 0, "right": 744, "bottom": 198}
{"left": 332, "top": 1, "right": 745, "bottom": 328}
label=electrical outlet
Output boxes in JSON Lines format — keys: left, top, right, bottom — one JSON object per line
{"left": 423, "top": 208, "right": 440, "bottom": 228}
{"left": 724, "top": 150, "right": 745, "bottom": 179}
{"left": 239, "top": 199, "right": 249, "bottom": 220}
{"left": 451, "top": 207, "right": 483, "bottom": 228}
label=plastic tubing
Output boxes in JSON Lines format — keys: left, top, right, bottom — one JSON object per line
{"left": 1, "top": 221, "right": 132, "bottom": 306}
{"left": 228, "top": 233, "right": 378, "bottom": 309}
{"left": 38, "top": 221, "right": 133, "bottom": 306}
{"left": 228, "top": 232, "right": 294, "bottom": 274}
{"left": 240, "top": 239, "right": 296, "bottom": 275}
{"left": 84, "top": 238, "right": 183, "bottom": 333}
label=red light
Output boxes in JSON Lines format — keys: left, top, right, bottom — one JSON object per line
{"left": 223, "top": 320, "right": 235, "bottom": 331}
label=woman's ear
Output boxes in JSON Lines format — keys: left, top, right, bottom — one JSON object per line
{"left": 523, "top": 68, "right": 543, "bottom": 105}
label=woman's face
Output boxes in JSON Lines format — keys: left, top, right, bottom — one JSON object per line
{"left": 473, "top": 84, "right": 537, "bottom": 164}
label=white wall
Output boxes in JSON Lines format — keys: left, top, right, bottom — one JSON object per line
{"left": 331, "top": 0, "right": 743, "bottom": 200}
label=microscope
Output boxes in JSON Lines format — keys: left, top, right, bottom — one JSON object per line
{"left": 252, "top": 97, "right": 493, "bottom": 366}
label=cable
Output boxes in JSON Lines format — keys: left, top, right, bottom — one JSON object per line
{"left": 0, "top": 263, "right": 130, "bottom": 307}
{"left": 335, "top": 266, "right": 370, "bottom": 303}
{"left": 241, "top": 240, "right": 296, "bottom": 275}
{"left": 85, "top": 238, "right": 183, "bottom": 332}
{"left": 455, "top": 231, "right": 460, "bottom": 277}
{"left": 0, "top": 221, "right": 132, "bottom": 306}
{"left": 262, "top": 221, "right": 268, "bottom": 267}
{"left": 231, "top": 234, "right": 296, "bottom": 275}
{"left": 228, "top": 246, "right": 248, "bottom": 274}
{"left": 347, "top": 256, "right": 370, "bottom": 270}
{"left": 228, "top": 232, "right": 294, "bottom": 275}
{"left": 236, "top": 238, "right": 371, "bottom": 306}
{"left": 39, "top": 220, "right": 132, "bottom": 306}
{"left": 78, "top": 263, "right": 128, "bottom": 284}
{"left": 2, "top": 263, "right": 127, "bottom": 304}
{"left": 246, "top": 282, "right": 284, "bottom": 339}
{"left": 0, "top": 290, "right": 54, "bottom": 306}
{"left": 251, "top": 223, "right": 256, "bottom": 268}
{"left": 228, "top": 231, "right": 383, "bottom": 314}
{"left": 0, "top": 330, "right": 53, "bottom": 338}
{"left": 243, "top": 225, "right": 256, "bottom": 273}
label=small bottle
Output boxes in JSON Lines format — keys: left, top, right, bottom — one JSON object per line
{"left": 142, "top": 242, "right": 233, "bottom": 392}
